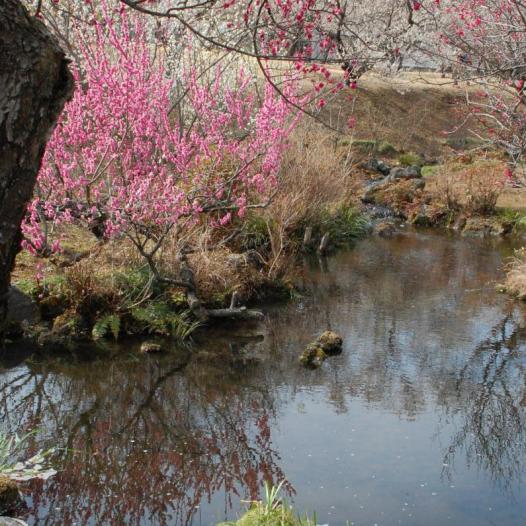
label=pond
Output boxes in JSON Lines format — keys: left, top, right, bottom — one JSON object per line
{"left": 1, "top": 230, "right": 526, "bottom": 526}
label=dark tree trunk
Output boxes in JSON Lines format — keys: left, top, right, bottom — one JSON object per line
{"left": 0, "top": 0, "right": 73, "bottom": 339}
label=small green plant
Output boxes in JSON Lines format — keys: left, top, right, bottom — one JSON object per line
{"left": 263, "top": 480, "right": 285, "bottom": 514}
{"left": 0, "top": 431, "right": 56, "bottom": 482}
{"left": 498, "top": 208, "right": 526, "bottom": 232}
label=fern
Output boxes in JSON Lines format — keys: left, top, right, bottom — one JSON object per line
{"left": 92, "top": 314, "right": 120, "bottom": 341}
{"left": 131, "top": 301, "right": 199, "bottom": 341}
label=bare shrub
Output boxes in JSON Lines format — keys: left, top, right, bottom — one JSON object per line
{"left": 432, "top": 159, "right": 505, "bottom": 215}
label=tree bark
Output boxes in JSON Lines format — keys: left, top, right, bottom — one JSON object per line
{"left": 0, "top": 0, "right": 73, "bottom": 338}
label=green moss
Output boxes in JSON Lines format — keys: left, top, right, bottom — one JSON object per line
{"left": 0, "top": 475, "right": 20, "bottom": 514}
{"left": 299, "top": 343, "right": 326, "bottom": 368}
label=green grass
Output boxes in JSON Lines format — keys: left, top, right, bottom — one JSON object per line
{"left": 218, "top": 505, "right": 313, "bottom": 526}
{"left": 421, "top": 165, "right": 440, "bottom": 178}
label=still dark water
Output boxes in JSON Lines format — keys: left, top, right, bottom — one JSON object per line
{"left": 2, "top": 231, "right": 526, "bottom": 526}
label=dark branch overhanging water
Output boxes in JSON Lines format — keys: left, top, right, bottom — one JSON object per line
{"left": 1, "top": 230, "right": 526, "bottom": 526}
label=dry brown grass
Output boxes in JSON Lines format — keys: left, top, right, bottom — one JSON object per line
{"left": 504, "top": 248, "right": 526, "bottom": 300}
{"left": 320, "top": 71, "right": 481, "bottom": 159}
{"left": 242, "top": 120, "right": 359, "bottom": 279}
{"left": 429, "top": 158, "right": 506, "bottom": 215}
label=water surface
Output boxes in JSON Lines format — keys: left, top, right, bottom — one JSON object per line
{"left": 1, "top": 231, "right": 526, "bottom": 526}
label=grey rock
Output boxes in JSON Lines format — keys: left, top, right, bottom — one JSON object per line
{"left": 389, "top": 165, "right": 422, "bottom": 181}
{"left": 361, "top": 179, "right": 388, "bottom": 204}
{"left": 6, "top": 286, "right": 40, "bottom": 325}
{"left": 411, "top": 178, "right": 426, "bottom": 191}
{"left": 361, "top": 159, "right": 391, "bottom": 176}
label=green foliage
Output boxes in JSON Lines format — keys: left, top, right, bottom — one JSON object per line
{"left": 130, "top": 301, "right": 199, "bottom": 340}
{"left": 240, "top": 214, "right": 271, "bottom": 251}
{"left": 398, "top": 152, "right": 423, "bottom": 166}
{"left": 92, "top": 314, "right": 121, "bottom": 340}
{"left": 498, "top": 208, "right": 526, "bottom": 232}
{"left": 111, "top": 267, "right": 158, "bottom": 306}
{"left": 0, "top": 431, "right": 56, "bottom": 482}
{"left": 444, "top": 136, "right": 486, "bottom": 150}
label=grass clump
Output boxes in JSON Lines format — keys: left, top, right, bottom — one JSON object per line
{"left": 219, "top": 483, "right": 318, "bottom": 526}
{"left": 219, "top": 505, "right": 309, "bottom": 526}
{"left": 323, "top": 204, "right": 371, "bottom": 243}
{"left": 351, "top": 139, "right": 377, "bottom": 152}
{"left": 398, "top": 152, "right": 423, "bottom": 166}
{"left": 421, "top": 165, "right": 440, "bottom": 178}
{"left": 377, "top": 140, "right": 397, "bottom": 155}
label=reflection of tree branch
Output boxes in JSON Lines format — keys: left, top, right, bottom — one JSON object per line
{"left": 440, "top": 314, "right": 526, "bottom": 492}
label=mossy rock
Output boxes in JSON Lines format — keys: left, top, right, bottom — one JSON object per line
{"left": 299, "top": 343, "right": 326, "bottom": 368}
{"left": 0, "top": 476, "right": 21, "bottom": 515}
{"left": 140, "top": 341, "right": 164, "bottom": 353}
{"left": 374, "top": 220, "right": 398, "bottom": 238}
{"left": 316, "top": 330, "right": 343, "bottom": 355}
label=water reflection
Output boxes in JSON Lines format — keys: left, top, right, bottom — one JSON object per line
{"left": 1, "top": 231, "right": 526, "bottom": 525}
{"left": 440, "top": 311, "right": 526, "bottom": 490}
{"left": 0, "top": 347, "right": 288, "bottom": 525}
